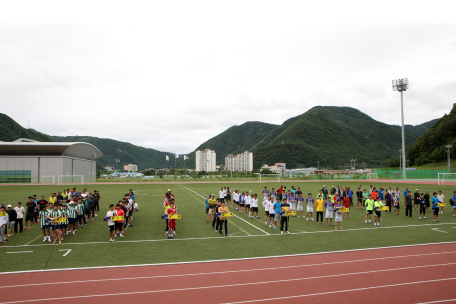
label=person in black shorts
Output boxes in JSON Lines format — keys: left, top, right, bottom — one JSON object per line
{"left": 418, "top": 193, "right": 427, "bottom": 220}
{"left": 226, "top": 187, "right": 232, "bottom": 208}
{"left": 25, "top": 196, "right": 36, "bottom": 230}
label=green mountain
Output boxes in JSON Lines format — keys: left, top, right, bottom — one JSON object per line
{"left": 177, "top": 106, "right": 438, "bottom": 169}
{"left": 50, "top": 135, "right": 174, "bottom": 170}
{"left": 406, "top": 103, "right": 456, "bottom": 166}
{"left": 404, "top": 119, "right": 439, "bottom": 137}
{"left": 0, "top": 113, "right": 53, "bottom": 142}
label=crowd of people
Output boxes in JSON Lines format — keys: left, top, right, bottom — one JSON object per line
{"left": 0, "top": 188, "right": 139, "bottom": 245}
{"left": 203, "top": 185, "right": 456, "bottom": 235}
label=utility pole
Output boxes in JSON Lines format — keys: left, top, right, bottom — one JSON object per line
{"left": 446, "top": 145, "right": 452, "bottom": 172}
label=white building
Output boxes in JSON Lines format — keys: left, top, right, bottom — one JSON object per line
{"left": 123, "top": 164, "right": 138, "bottom": 172}
{"left": 261, "top": 163, "right": 286, "bottom": 174}
{"left": 195, "top": 149, "right": 216, "bottom": 172}
{"left": 225, "top": 151, "right": 253, "bottom": 173}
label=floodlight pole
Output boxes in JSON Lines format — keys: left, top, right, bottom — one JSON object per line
{"left": 446, "top": 145, "right": 452, "bottom": 172}
{"left": 317, "top": 161, "right": 320, "bottom": 171}
{"left": 398, "top": 149, "right": 402, "bottom": 175}
{"left": 393, "top": 78, "right": 409, "bottom": 180}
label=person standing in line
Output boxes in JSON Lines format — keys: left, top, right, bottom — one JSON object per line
{"left": 218, "top": 200, "right": 229, "bottom": 237}
{"left": 424, "top": 191, "right": 431, "bottom": 212}
{"left": 273, "top": 197, "right": 281, "bottom": 231}
{"left": 214, "top": 200, "right": 222, "bottom": 231}
{"left": 67, "top": 201, "right": 77, "bottom": 235}
{"left": 262, "top": 187, "right": 269, "bottom": 201}
{"left": 356, "top": 188, "right": 363, "bottom": 209}
{"left": 437, "top": 190, "right": 445, "bottom": 214}
{"left": 277, "top": 186, "right": 283, "bottom": 201}
{"left": 364, "top": 195, "right": 374, "bottom": 224}
{"left": 315, "top": 195, "right": 324, "bottom": 224}
{"left": 39, "top": 205, "right": 51, "bottom": 242}
{"left": 49, "top": 204, "right": 62, "bottom": 245}
{"left": 49, "top": 193, "right": 57, "bottom": 205}
{"left": 296, "top": 187, "right": 302, "bottom": 198}
{"left": 250, "top": 194, "right": 259, "bottom": 219}
{"left": 107, "top": 204, "right": 117, "bottom": 242}
{"left": 262, "top": 195, "right": 269, "bottom": 225}
{"left": 205, "top": 194, "right": 211, "bottom": 222}
{"left": 348, "top": 187, "right": 354, "bottom": 207}
{"left": 232, "top": 190, "right": 239, "bottom": 211}
{"left": 296, "top": 193, "right": 304, "bottom": 218}
{"left": 361, "top": 189, "right": 368, "bottom": 210}
{"left": 413, "top": 189, "right": 420, "bottom": 211}
{"left": 288, "top": 192, "right": 296, "bottom": 217}
{"left": 369, "top": 186, "right": 374, "bottom": 195}
{"left": 245, "top": 192, "right": 251, "bottom": 217}
{"left": 14, "top": 202, "right": 25, "bottom": 234}
{"left": 334, "top": 199, "right": 344, "bottom": 230}
{"left": 385, "top": 190, "right": 392, "bottom": 213}
{"left": 322, "top": 185, "right": 328, "bottom": 200}
{"left": 0, "top": 206, "right": 8, "bottom": 245}
{"left": 452, "top": 191, "right": 456, "bottom": 217}
{"left": 219, "top": 187, "right": 224, "bottom": 200}
{"left": 267, "top": 196, "right": 275, "bottom": 228}
{"left": 306, "top": 193, "right": 314, "bottom": 221}
{"left": 239, "top": 192, "right": 245, "bottom": 214}
{"left": 431, "top": 192, "right": 440, "bottom": 222}
{"left": 6, "top": 205, "right": 16, "bottom": 238}
{"left": 405, "top": 191, "right": 413, "bottom": 218}
{"left": 392, "top": 192, "right": 400, "bottom": 215}
{"left": 280, "top": 198, "right": 290, "bottom": 234}
{"left": 93, "top": 190, "right": 101, "bottom": 216}
{"left": 403, "top": 187, "right": 409, "bottom": 201}
{"left": 167, "top": 201, "right": 177, "bottom": 239}
{"left": 418, "top": 193, "right": 427, "bottom": 220}
{"left": 378, "top": 187, "right": 384, "bottom": 203}
{"left": 343, "top": 195, "right": 350, "bottom": 219}
{"left": 373, "top": 197, "right": 384, "bottom": 227}
{"left": 24, "top": 197, "right": 36, "bottom": 231}
{"left": 270, "top": 188, "right": 276, "bottom": 201}
{"left": 325, "top": 196, "right": 333, "bottom": 226}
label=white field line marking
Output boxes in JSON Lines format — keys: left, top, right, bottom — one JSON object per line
{"left": 416, "top": 299, "right": 456, "bottom": 304}
{"left": 432, "top": 228, "right": 448, "bottom": 233}
{"left": 58, "top": 249, "right": 71, "bottom": 257}
{"left": 1, "top": 223, "right": 455, "bottom": 249}
{"left": 2, "top": 253, "right": 456, "bottom": 289}
{"left": 6, "top": 251, "right": 33, "bottom": 254}
{"left": 220, "top": 278, "right": 456, "bottom": 304}
{"left": 178, "top": 184, "right": 251, "bottom": 236}
{"left": 1, "top": 265, "right": 455, "bottom": 304}
{"left": 1, "top": 241, "right": 455, "bottom": 275}
{"left": 24, "top": 235, "right": 42, "bottom": 246}
{"left": 180, "top": 184, "right": 269, "bottom": 235}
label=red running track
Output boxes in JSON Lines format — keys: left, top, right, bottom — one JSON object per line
{"left": 1, "top": 243, "right": 456, "bottom": 304}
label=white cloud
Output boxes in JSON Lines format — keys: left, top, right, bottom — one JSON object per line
{"left": 1, "top": 0, "right": 455, "bottom": 154}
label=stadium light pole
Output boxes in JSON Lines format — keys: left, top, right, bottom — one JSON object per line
{"left": 445, "top": 145, "right": 452, "bottom": 172}
{"left": 91, "top": 153, "right": 97, "bottom": 182}
{"left": 392, "top": 78, "right": 409, "bottom": 180}
{"left": 398, "top": 149, "right": 402, "bottom": 175}
{"left": 363, "top": 162, "right": 366, "bottom": 170}
{"left": 350, "top": 159, "right": 357, "bottom": 170}
{"left": 317, "top": 161, "right": 320, "bottom": 171}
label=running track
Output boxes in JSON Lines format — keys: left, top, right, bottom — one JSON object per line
{"left": 1, "top": 243, "right": 456, "bottom": 304}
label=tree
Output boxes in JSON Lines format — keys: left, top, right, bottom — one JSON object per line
{"left": 260, "top": 168, "right": 274, "bottom": 174}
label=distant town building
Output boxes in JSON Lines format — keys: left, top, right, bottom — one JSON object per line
{"left": 285, "top": 167, "right": 318, "bottom": 176}
{"left": 225, "top": 151, "right": 253, "bottom": 173}
{"left": 195, "top": 149, "right": 216, "bottom": 172}
{"left": 123, "top": 164, "right": 138, "bottom": 172}
{"left": 261, "top": 163, "right": 286, "bottom": 174}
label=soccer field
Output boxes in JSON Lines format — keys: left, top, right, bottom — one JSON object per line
{"left": 1, "top": 181, "right": 455, "bottom": 273}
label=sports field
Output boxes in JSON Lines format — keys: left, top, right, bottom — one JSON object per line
{"left": 0, "top": 181, "right": 455, "bottom": 274}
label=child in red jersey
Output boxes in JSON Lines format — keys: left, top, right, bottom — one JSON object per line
{"left": 115, "top": 203, "right": 125, "bottom": 238}
{"left": 343, "top": 195, "right": 350, "bottom": 219}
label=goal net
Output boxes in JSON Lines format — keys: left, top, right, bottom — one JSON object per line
{"left": 368, "top": 173, "right": 378, "bottom": 180}
{"left": 438, "top": 173, "right": 456, "bottom": 185}
{"left": 41, "top": 176, "right": 55, "bottom": 184}
{"left": 58, "top": 175, "right": 84, "bottom": 185}
{"left": 255, "top": 173, "right": 281, "bottom": 183}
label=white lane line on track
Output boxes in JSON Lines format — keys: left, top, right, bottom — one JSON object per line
{"left": 1, "top": 254, "right": 456, "bottom": 289}
{"left": 6, "top": 251, "right": 33, "bottom": 254}
{"left": 220, "top": 278, "right": 456, "bottom": 304}
{"left": 416, "top": 299, "right": 456, "bottom": 304}
{"left": 2, "top": 265, "right": 456, "bottom": 303}
{"left": 1, "top": 241, "right": 455, "bottom": 275}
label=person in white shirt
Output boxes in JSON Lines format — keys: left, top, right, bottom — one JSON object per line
{"left": 14, "top": 202, "right": 25, "bottom": 233}
{"left": 262, "top": 196, "right": 269, "bottom": 225}
{"left": 219, "top": 188, "right": 225, "bottom": 200}
{"left": 437, "top": 191, "right": 445, "bottom": 214}
{"left": 250, "top": 194, "right": 259, "bottom": 219}
{"left": 233, "top": 190, "right": 239, "bottom": 211}
{"left": 267, "top": 196, "right": 276, "bottom": 228}
{"left": 106, "top": 204, "right": 117, "bottom": 242}
{"left": 244, "top": 192, "right": 251, "bottom": 216}
{"left": 81, "top": 189, "right": 88, "bottom": 199}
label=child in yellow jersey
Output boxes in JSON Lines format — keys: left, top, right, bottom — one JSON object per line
{"left": 315, "top": 195, "right": 324, "bottom": 224}
{"left": 365, "top": 194, "right": 374, "bottom": 224}
{"left": 218, "top": 201, "right": 229, "bottom": 237}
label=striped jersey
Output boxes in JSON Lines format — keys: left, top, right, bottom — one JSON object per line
{"left": 50, "top": 210, "right": 62, "bottom": 225}
{"left": 61, "top": 210, "right": 69, "bottom": 224}
{"left": 67, "top": 206, "right": 77, "bottom": 218}
{"left": 75, "top": 204, "right": 84, "bottom": 215}
{"left": 39, "top": 210, "right": 48, "bottom": 226}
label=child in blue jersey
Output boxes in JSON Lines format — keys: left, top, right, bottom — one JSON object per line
{"left": 452, "top": 191, "right": 456, "bottom": 217}
{"left": 431, "top": 192, "right": 440, "bottom": 222}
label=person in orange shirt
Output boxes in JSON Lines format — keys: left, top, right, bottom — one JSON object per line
{"left": 371, "top": 188, "right": 378, "bottom": 201}
{"left": 218, "top": 201, "right": 229, "bottom": 237}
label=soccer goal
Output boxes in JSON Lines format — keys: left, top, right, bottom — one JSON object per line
{"left": 438, "top": 173, "right": 456, "bottom": 185}
{"left": 254, "top": 173, "right": 281, "bottom": 183}
{"left": 58, "top": 175, "right": 84, "bottom": 185}
{"left": 367, "top": 173, "right": 378, "bottom": 180}
{"left": 41, "top": 176, "right": 55, "bottom": 184}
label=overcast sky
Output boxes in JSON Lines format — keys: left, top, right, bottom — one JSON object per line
{"left": 1, "top": 1, "right": 455, "bottom": 154}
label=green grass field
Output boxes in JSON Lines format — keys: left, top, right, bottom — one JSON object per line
{"left": 1, "top": 181, "right": 455, "bottom": 273}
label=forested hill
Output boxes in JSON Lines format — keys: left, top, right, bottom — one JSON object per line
{"left": 0, "top": 113, "right": 53, "bottom": 142}
{"left": 406, "top": 103, "right": 456, "bottom": 166}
